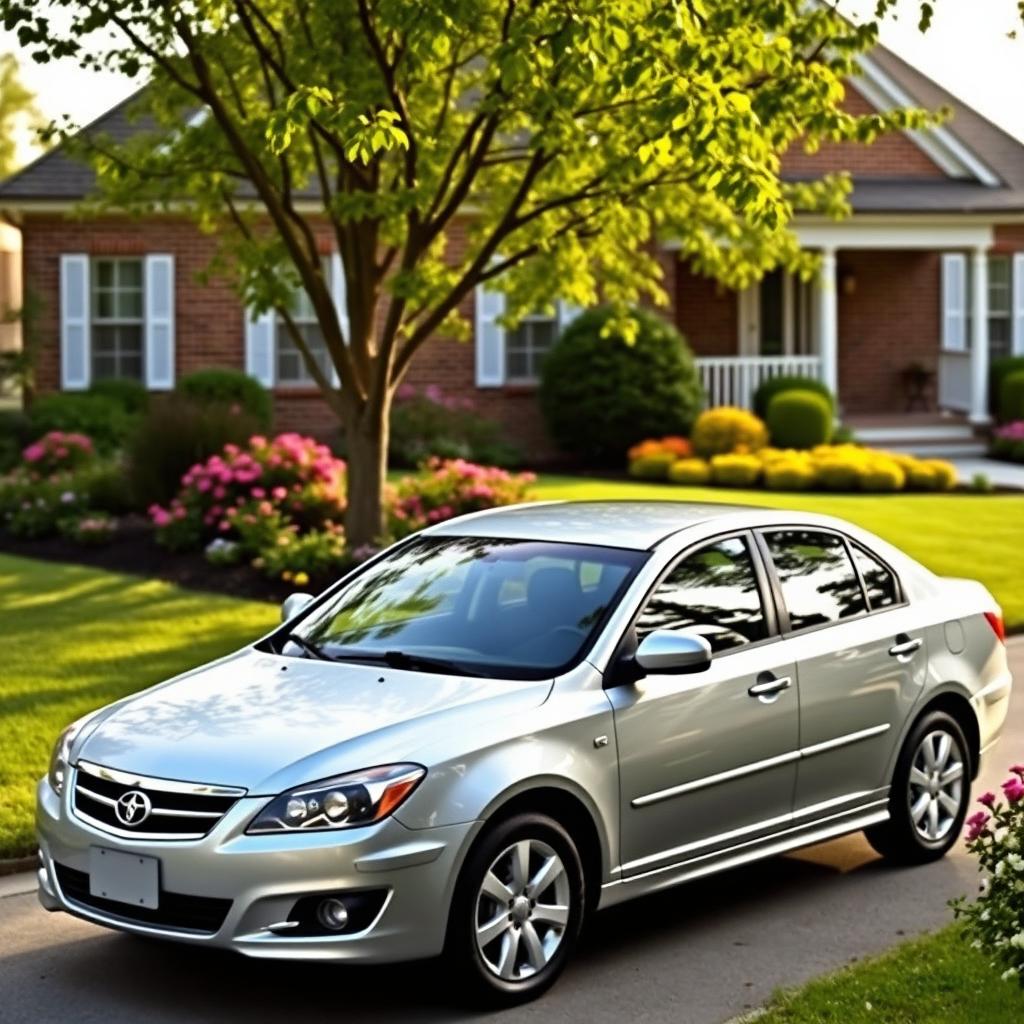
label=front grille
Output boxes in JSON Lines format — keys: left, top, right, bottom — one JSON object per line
{"left": 72, "top": 760, "right": 245, "bottom": 840}
{"left": 54, "top": 863, "right": 232, "bottom": 935}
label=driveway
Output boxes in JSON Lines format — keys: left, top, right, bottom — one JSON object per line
{"left": 2, "top": 639, "right": 1021, "bottom": 1024}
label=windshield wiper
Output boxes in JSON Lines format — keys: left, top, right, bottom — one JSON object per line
{"left": 381, "top": 650, "right": 483, "bottom": 677}
{"left": 282, "top": 632, "right": 336, "bottom": 662}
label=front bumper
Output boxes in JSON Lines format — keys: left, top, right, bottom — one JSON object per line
{"left": 36, "top": 772, "right": 480, "bottom": 963}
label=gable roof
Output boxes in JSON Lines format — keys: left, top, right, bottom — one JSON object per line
{"left": 3, "top": 46, "right": 1024, "bottom": 215}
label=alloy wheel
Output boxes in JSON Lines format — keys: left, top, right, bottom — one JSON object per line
{"left": 474, "top": 838, "right": 572, "bottom": 981}
{"left": 908, "top": 728, "right": 965, "bottom": 843}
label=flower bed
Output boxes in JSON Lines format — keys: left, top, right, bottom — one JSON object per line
{"left": 991, "top": 421, "right": 1024, "bottom": 463}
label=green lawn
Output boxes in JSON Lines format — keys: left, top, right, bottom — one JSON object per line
{"left": 0, "top": 554, "right": 276, "bottom": 859}
{"left": 533, "top": 475, "right": 1024, "bottom": 632}
{"left": 759, "top": 924, "right": 1024, "bottom": 1023}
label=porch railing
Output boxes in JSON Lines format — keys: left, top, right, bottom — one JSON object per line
{"left": 695, "top": 355, "right": 824, "bottom": 410}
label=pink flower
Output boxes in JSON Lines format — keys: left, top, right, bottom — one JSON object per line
{"left": 965, "top": 811, "right": 990, "bottom": 841}
{"left": 1011, "top": 764, "right": 1024, "bottom": 778}
{"left": 22, "top": 442, "right": 45, "bottom": 463}
{"left": 251, "top": 487, "right": 266, "bottom": 499}
{"left": 272, "top": 486, "right": 287, "bottom": 501}
{"left": 1002, "top": 777, "right": 1024, "bottom": 803}
{"left": 196, "top": 478, "right": 212, "bottom": 493}
{"left": 213, "top": 486, "right": 227, "bottom": 500}
{"left": 151, "top": 507, "right": 172, "bottom": 528}
{"left": 978, "top": 791, "right": 997, "bottom": 808}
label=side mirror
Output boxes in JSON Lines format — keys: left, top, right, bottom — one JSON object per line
{"left": 280, "top": 592, "right": 315, "bottom": 623}
{"left": 634, "top": 629, "right": 712, "bottom": 675}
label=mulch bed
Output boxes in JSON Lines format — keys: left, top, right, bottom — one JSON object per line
{"left": 0, "top": 516, "right": 332, "bottom": 604}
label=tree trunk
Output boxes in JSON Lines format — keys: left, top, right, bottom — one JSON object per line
{"left": 343, "top": 394, "right": 390, "bottom": 551}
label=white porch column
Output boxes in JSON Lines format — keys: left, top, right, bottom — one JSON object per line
{"left": 817, "top": 246, "right": 839, "bottom": 399}
{"left": 969, "top": 246, "right": 990, "bottom": 424}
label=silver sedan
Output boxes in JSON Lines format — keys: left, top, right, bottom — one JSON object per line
{"left": 36, "top": 501, "right": 1012, "bottom": 1005}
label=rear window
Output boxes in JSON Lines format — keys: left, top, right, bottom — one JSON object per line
{"left": 852, "top": 545, "right": 901, "bottom": 610}
{"left": 764, "top": 529, "right": 866, "bottom": 631}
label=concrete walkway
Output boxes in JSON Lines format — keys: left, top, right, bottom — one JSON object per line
{"left": 950, "top": 457, "right": 1024, "bottom": 489}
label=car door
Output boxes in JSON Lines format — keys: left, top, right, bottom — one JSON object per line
{"left": 757, "top": 528, "right": 928, "bottom": 817}
{"left": 608, "top": 533, "right": 800, "bottom": 878}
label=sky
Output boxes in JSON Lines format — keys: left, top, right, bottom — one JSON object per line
{"left": 3, "top": 0, "right": 1024, "bottom": 166}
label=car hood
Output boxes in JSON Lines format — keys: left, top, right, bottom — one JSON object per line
{"left": 76, "top": 649, "right": 553, "bottom": 793}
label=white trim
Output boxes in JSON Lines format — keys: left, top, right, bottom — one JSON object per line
{"left": 941, "top": 252, "right": 967, "bottom": 353}
{"left": 970, "top": 246, "right": 991, "bottom": 424}
{"left": 474, "top": 284, "right": 506, "bottom": 387}
{"left": 143, "top": 253, "right": 175, "bottom": 389}
{"left": 854, "top": 55, "right": 1001, "bottom": 187}
{"left": 796, "top": 221, "right": 994, "bottom": 250}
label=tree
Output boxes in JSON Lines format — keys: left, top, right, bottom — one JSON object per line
{"left": 0, "top": 52, "right": 39, "bottom": 177}
{"left": 4, "top": 0, "right": 933, "bottom": 546}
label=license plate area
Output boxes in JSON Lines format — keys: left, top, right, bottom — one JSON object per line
{"left": 88, "top": 847, "right": 160, "bottom": 910}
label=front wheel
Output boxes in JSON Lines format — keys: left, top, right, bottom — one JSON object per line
{"left": 444, "top": 813, "right": 585, "bottom": 1007}
{"left": 865, "top": 710, "right": 971, "bottom": 864}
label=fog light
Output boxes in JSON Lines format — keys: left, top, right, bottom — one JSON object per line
{"left": 316, "top": 897, "right": 349, "bottom": 931}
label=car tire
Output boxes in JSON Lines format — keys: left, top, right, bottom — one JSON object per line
{"left": 865, "top": 710, "right": 972, "bottom": 865}
{"left": 444, "top": 812, "right": 586, "bottom": 1007}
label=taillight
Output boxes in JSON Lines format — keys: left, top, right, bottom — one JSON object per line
{"left": 984, "top": 611, "right": 1006, "bottom": 644}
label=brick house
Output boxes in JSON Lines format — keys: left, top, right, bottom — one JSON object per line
{"left": 2, "top": 45, "right": 1024, "bottom": 453}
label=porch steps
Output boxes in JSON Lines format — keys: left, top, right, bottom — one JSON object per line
{"left": 848, "top": 418, "right": 987, "bottom": 459}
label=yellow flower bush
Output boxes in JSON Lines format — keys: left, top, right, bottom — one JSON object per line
{"left": 710, "top": 453, "right": 762, "bottom": 487}
{"left": 762, "top": 452, "right": 816, "bottom": 491}
{"left": 627, "top": 451, "right": 677, "bottom": 480}
{"left": 691, "top": 407, "right": 769, "bottom": 458}
{"left": 667, "top": 457, "right": 712, "bottom": 485}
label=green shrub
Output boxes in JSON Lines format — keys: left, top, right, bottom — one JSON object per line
{"left": 75, "top": 460, "right": 135, "bottom": 514}
{"left": 709, "top": 453, "right": 761, "bottom": 487}
{"left": 177, "top": 368, "right": 273, "bottom": 431}
{"left": 763, "top": 457, "right": 816, "bottom": 491}
{"left": 766, "top": 390, "right": 833, "bottom": 450}
{"left": 990, "top": 356, "right": 1024, "bottom": 419}
{"left": 387, "top": 385, "right": 521, "bottom": 467}
{"left": 753, "top": 375, "right": 834, "bottom": 419}
{"left": 0, "top": 410, "right": 33, "bottom": 472}
{"left": 88, "top": 378, "right": 149, "bottom": 414}
{"left": 127, "top": 397, "right": 262, "bottom": 508}
{"left": 27, "top": 393, "right": 135, "bottom": 453}
{"left": 627, "top": 452, "right": 676, "bottom": 480}
{"left": 999, "top": 370, "right": 1024, "bottom": 424}
{"left": 667, "top": 458, "right": 712, "bottom": 485}
{"left": 539, "top": 306, "right": 703, "bottom": 464}
{"left": 691, "top": 406, "right": 768, "bottom": 458}
{"left": 858, "top": 462, "right": 905, "bottom": 492}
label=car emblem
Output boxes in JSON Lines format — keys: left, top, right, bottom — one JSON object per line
{"left": 114, "top": 789, "right": 152, "bottom": 827}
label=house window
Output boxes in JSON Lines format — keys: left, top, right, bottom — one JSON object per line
{"left": 276, "top": 264, "right": 334, "bottom": 387}
{"left": 506, "top": 311, "right": 558, "bottom": 383}
{"left": 744, "top": 270, "right": 815, "bottom": 358}
{"left": 91, "top": 257, "right": 144, "bottom": 381}
{"left": 988, "top": 255, "right": 1012, "bottom": 361}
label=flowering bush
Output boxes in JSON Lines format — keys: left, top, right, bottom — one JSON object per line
{"left": 991, "top": 421, "right": 1024, "bottom": 463}
{"left": 953, "top": 765, "right": 1024, "bottom": 986}
{"left": 253, "top": 524, "right": 347, "bottom": 582}
{"left": 149, "top": 433, "right": 346, "bottom": 551}
{"left": 57, "top": 512, "right": 116, "bottom": 545}
{"left": 389, "top": 458, "right": 536, "bottom": 538}
{"left": 690, "top": 407, "right": 769, "bottom": 458}
{"left": 388, "top": 384, "right": 522, "bottom": 467}
{"left": 22, "top": 431, "right": 95, "bottom": 475}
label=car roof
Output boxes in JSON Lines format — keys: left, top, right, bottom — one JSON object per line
{"left": 424, "top": 499, "right": 776, "bottom": 550}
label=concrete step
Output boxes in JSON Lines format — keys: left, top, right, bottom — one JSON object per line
{"left": 879, "top": 442, "right": 989, "bottom": 459}
{"left": 852, "top": 423, "right": 976, "bottom": 444}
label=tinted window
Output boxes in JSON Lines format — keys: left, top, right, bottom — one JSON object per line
{"left": 765, "top": 530, "right": 866, "bottom": 631}
{"left": 636, "top": 537, "right": 767, "bottom": 654}
{"left": 852, "top": 546, "right": 900, "bottom": 610}
{"left": 292, "top": 536, "right": 645, "bottom": 679}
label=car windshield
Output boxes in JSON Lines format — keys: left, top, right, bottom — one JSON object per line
{"left": 289, "top": 535, "right": 646, "bottom": 679}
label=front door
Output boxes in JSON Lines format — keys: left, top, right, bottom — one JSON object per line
{"left": 758, "top": 529, "right": 928, "bottom": 817}
{"left": 609, "top": 535, "right": 799, "bottom": 878}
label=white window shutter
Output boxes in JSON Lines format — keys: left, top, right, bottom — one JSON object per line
{"left": 475, "top": 285, "right": 506, "bottom": 387}
{"left": 245, "top": 308, "right": 276, "bottom": 387}
{"left": 941, "top": 253, "right": 967, "bottom": 352}
{"left": 1013, "top": 253, "right": 1024, "bottom": 356}
{"left": 60, "top": 254, "right": 90, "bottom": 390}
{"left": 144, "top": 254, "right": 175, "bottom": 389}
{"left": 329, "top": 252, "right": 346, "bottom": 386}
{"left": 557, "top": 300, "right": 583, "bottom": 332}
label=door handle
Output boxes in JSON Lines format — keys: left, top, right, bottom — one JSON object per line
{"left": 888, "top": 636, "right": 923, "bottom": 659}
{"left": 748, "top": 674, "right": 792, "bottom": 702}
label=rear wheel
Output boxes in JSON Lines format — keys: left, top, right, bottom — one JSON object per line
{"left": 444, "top": 813, "right": 585, "bottom": 1006}
{"left": 865, "top": 710, "right": 971, "bottom": 864}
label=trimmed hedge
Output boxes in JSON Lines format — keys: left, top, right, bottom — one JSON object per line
{"left": 539, "top": 306, "right": 703, "bottom": 464}
{"left": 999, "top": 371, "right": 1024, "bottom": 425}
{"left": 27, "top": 394, "right": 135, "bottom": 453}
{"left": 88, "top": 378, "right": 149, "bottom": 414}
{"left": 176, "top": 368, "right": 273, "bottom": 431}
{"left": 690, "top": 406, "right": 768, "bottom": 458}
{"left": 766, "top": 389, "right": 833, "bottom": 449}
{"left": 753, "top": 374, "right": 834, "bottom": 419}
{"left": 991, "top": 356, "right": 1024, "bottom": 420}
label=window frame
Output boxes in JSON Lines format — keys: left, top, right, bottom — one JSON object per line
{"left": 89, "top": 256, "right": 145, "bottom": 383}
{"left": 504, "top": 308, "right": 560, "bottom": 385}
{"left": 753, "top": 526, "right": 907, "bottom": 638}
{"left": 274, "top": 257, "right": 334, "bottom": 389}
{"left": 608, "top": 530, "right": 783, "bottom": 680}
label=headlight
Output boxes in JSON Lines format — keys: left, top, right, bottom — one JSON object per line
{"left": 48, "top": 720, "right": 84, "bottom": 795}
{"left": 246, "top": 764, "right": 426, "bottom": 834}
